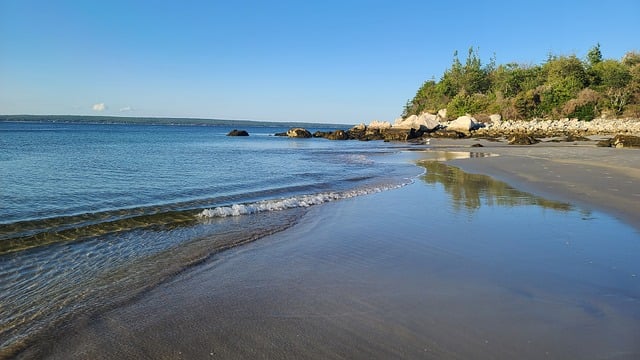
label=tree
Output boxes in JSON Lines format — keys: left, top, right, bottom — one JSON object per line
{"left": 440, "top": 47, "right": 491, "bottom": 97}
{"left": 402, "top": 79, "right": 448, "bottom": 117}
{"left": 586, "top": 43, "right": 603, "bottom": 67}
{"left": 592, "top": 60, "right": 631, "bottom": 89}
{"left": 400, "top": 45, "right": 639, "bottom": 120}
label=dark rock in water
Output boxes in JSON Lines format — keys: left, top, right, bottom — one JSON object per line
{"left": 327, "top": 130, "right": 350, "bottom": 140}
{"left": 508, "top": 134, "right": 539, "bottom": 145}
{"left": 596, "top": 138, "right": 613, "bottom": 147}
{"left": 314, "top": 129, "right": 351, "bottom": 140}
{"left": 286, "top": 128, "right": 312, "bottom": 138}
{"left": 313, "top": 131, "right": 330, "bottom": 138}
{"left": 471, "top": 143, "right": 484, "bottom": 147}
{"left": 227, "top": 129, "right": 249, "bottom": 136}
{"left": 431, "top": 130, "right": 467, "bottom": 139}
{"left": 274, "top": 132, "right": 287, "bottom": 137}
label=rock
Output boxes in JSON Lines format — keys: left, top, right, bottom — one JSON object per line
{"left": 326, "top": 130, "right": 350, "bottom": 140}
{"left": 508, "top": 134, "right": 540, "bottom": 145}
{"left": 313, "top": 131, "right": 330, "bottom": 138}
{"left": 381, "top": 128, "right": 421, "bottom": 141}
{"left": 471, "top": 143, "right": 484, "bottom": 147}
{"left": 430, "top": 129, "right": 467, "bottom": 138}
{"left": 489, "top": 114, "right": 502, "bottom": 123}
{"left": 226, "top": 129, "right": 249, "bottom": 136}
{"left": 393, "top": 114, "right": 418, "bottom": 128}
{"left": 612, "top": 135, "right": 640, "bottom": 148}
{"left": 274, "top": 132, "right": 287, "bottom": 137}
{"left": 394, "top": 112, "right": 441, "bottom": 131}
{"left": 473, "top": 118, "right": 640, "bottom": 138}
{"left": 286, "top": 128, "right": 312, "bottom": 138}
{"left": 417, "top": 113, "right": 441, "bottom": 131}
{"left": 437, "top": 109, "right": 448, "bottom": 121}
{"left": 596, "top": 138, "right": 612, "bottom": 147}
{"left": 368, "top": 120, "right": 392, "bottom": 130}
{"left": 447, "top": 115, "right": 482, "bottom": 133}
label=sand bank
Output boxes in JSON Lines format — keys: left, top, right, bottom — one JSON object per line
{"left": 28, "top": 149, "right": 640, "bottom": 360}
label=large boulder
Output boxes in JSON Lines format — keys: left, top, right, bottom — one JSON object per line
{"left": 508, "top": 134, "right": 540, "bottom": 145}
{"left": 286, "top": 128, "right": 312, "bottom": 138}
{"left": 227, "top": 129, "right": 249, "bottom": 136}
{"left": 437, "top": 109, "right": 448, "bottom": 121}
{"left": 417, "top": 113, "right": 441, "bottom": 131}
{"left": 368, "top": 120, "right": 392, "bottom": 130}
{"left": 326, "top": 130, "right": 350, "bottom": 140}
{"left": 394, "top": 115, "right": 418, "bottom": 128}
{"left": 394, "top": 112, "right": 441, "bottom": 131}
{"left": 447, "top": 115, "right": 482, "bottom": 133}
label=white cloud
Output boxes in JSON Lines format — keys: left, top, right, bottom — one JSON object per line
{"left": 119, "top": 106, "right": 133, "bottom": 112}
{"left": 92, "top": 103, "right": 106, "bottom": 112}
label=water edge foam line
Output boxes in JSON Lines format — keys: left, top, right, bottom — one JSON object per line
{"left": 197, "top": 181, "right": 413, "bottom": 218}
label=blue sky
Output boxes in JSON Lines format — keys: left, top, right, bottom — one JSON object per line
{"left": 1, "top": 0, "right": 639, "bottom": 124}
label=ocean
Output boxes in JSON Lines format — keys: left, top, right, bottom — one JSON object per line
{"left": 0, "top": 120, "right": 419, "bottom": 356}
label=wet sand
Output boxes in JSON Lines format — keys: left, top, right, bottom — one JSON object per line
{"left": 428, "top": 138, "right": 640, "bottom": 231}
{"left": 30, "top": 147, "right": 640, "bottom": 359}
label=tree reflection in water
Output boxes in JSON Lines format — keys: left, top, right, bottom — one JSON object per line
{"left": 418, "top": 157, "right": 573, "bottom": 213}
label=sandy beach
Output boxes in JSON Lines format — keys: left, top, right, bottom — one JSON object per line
{"left": 428, "top": 138, "right": 640, "bottom": 231}
{"left": 26, "top": 144, "right": 640, "bottom": 360}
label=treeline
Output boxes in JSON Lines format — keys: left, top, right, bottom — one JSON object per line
{"left": 403, "top": 45, "right": 640, "bottom": 121}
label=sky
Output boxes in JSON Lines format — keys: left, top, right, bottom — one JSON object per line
{"left": 1, "top": 0, "right": 639, "bottom": 124}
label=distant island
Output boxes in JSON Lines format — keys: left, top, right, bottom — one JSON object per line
{"left": 402, "top": 44, "right": 640, "bottom": 121}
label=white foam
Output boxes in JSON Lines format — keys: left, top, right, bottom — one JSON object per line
{"left": 197, "top": 182, "right": 410, "bottom": 218}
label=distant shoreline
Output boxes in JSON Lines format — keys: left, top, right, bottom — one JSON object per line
{"left": 0, "top": 114, "right": 348, "bottom": 129}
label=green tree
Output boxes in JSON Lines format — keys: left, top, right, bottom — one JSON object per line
{"left": 401, "top": 45, "right": 639, "bottom": 121}
{"left": 491, "top": 63, "right": 543, "bottom": 98}
{"left": 544, "top": 55, "right": 588, "bottom": 90}
{"left": 591, "top": 60, "right": 632, "bottom": 115}
{"left": 592, "top": 60, "right": 631, "bottom": 89}
{"left": 402, "top": 79, "right": 448, "bottom": 117}
{"left": 440, "top": 47, "right": 491, "bottom": 97}
{"left": 586, "top": 43, "right": 603, "bottom": 67}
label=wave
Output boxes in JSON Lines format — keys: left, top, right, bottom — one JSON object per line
{"left": 198, "top": 182, "right": 411, "bottom": 218}
{"left": 0, "top": 179, "right": 411, "bottom": 256}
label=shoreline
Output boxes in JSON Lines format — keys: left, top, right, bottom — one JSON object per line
{"left": 18, "top": 144, "right": 640, "bottom": 359}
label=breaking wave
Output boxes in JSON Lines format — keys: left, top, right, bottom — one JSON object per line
{"left": 198, "top": 182, "right": 411, "bottom": 218}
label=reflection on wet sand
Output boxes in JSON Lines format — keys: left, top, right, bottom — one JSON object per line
{"left": 418, "top": 156, "right": 573, "bottom": 213}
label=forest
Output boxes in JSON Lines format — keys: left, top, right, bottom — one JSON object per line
{"left": 403, "top": 44, "right": 640, "bottom": 121}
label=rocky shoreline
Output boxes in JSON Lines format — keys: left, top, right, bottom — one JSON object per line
{"left": 277, "top": 112, "right": 640, "bottom": 148}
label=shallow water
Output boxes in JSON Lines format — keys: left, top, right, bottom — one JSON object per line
{"left": 28, "top": 154, "right": 640, "bottom": 360}
{"left": 1, "top": 121, "right": 422, "bottom": 357}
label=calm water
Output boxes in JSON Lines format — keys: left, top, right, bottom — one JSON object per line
{"left": 0, "top": 121, "right": 417, "bottom": 357}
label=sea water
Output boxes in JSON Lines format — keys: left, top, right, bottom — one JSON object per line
{"left": 0, "top": 120, "right": 418, "bottom": 356}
